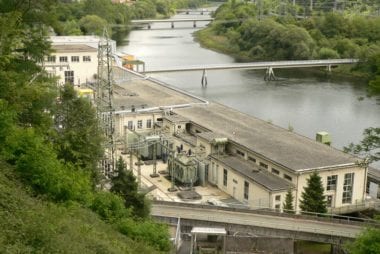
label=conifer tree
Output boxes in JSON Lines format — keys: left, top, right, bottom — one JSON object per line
{"left": 300, "top": 172, "right": 327, "bottom": 214}
{"left": 111, "top": 156, "right": 150, "bottom": 218}
{"left": 283, "top": 189, "right": 294, "bottom": 214}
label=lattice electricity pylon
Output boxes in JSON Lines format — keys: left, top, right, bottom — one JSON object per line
{"left": 96, "top": 28, "right": 115, "bottom": 177}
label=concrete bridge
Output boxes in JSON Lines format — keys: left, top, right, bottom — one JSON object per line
{"left": 143, "top": 59, "right": 359, "bottom": 85}
{"left": 152, "top": 201, "right": 379, "bottom": 245}
{"left": 130, "top": 18, "right": 214, "bottom": 29}
{"left": 176, "top": 9, "right": 213, "bottom": 15}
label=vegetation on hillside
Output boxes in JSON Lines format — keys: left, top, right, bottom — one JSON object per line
{"left": 0, "top": 0, "right": 170, "bottom": 251}
{"left": 195, "top": 0, "right": 380, "bottom": 94}
{"left": 53, "top": 0, "right": 210, "bottom": 38}
{"left": 346, "top": 223, "right": 380, "bottom": 254}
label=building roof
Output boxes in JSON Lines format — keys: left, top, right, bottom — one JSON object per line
{"left": 197, "top": 132, "right": 227, "bottom": 142}
{"left": 114, "top": 69, "right": 360, "bottom": 172}
{"left": 176, "top": 104, "right": 358, "bottom": 171}
{"left": 52, "top": 44, "right": 97, "bottom": 53}
{"left": 368, "top": 167, "right": 380, "bottom": 184}
{"left": 210, "top": 155, "right": 293, "bottom": 191}
{"left": 191, "top": 227, "right": 226, "bottom": 235}
{"left": 164, "top": 114, "right": 189, "bottom": 123}
{"left": 112, "top": 68, "right": 204, "bottom": 111}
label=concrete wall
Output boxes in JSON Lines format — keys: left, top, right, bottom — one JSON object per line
{"left": 209, "top": 157, "right": 285, "bottom": 209}
{"left": 226, "top": 236, "right": 294, "bottom": 254}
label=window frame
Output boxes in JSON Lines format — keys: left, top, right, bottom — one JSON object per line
{"left": 83, "top": 56, "right": 91, "bottom": 62}
{"left": 71, "top": 56, "right": 80, "bottom": 62}
{"left": 223, "top": 168, "right": 227, "bottom": 187}
{"left": 59, "top": 56, "right": 68, "bottom": 63}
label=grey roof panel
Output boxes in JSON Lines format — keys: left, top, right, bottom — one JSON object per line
{"left": 210, "top": 155, "right": 293, "bottom": 191}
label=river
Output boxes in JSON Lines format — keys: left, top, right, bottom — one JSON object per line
{"left": 118, "top": 13, "right": 380, "bottom": 167}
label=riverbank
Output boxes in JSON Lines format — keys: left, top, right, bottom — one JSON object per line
{"left": 194, "top": 27, "right": 370, "bottom": 81}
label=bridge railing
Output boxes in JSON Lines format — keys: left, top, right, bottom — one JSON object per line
{"left": 153, "top": 200, "right": 380, "bottom": 228}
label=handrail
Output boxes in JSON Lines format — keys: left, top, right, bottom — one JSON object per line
{"left": 152, "top": 200, "right": 380, "bottom": 227}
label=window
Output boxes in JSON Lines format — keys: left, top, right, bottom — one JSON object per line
{"left": 236, "top": 149, "right": 245, "bottom": 157}
{"left": 326, "top": 195, "right": 333, "bottom": 208}
{"left": 248, "top": 156, "right": 256, "bottom": 163}
{"left": 223, "top": 169, "right": 227, "bottom": 187}
{"left": 275, "top": 204, "right": 280, "bottom": 210}
{"left": 244, "top": 181, "right": 249, "bottom": 200}
{"left": 64, "top": 71, "right": 74, "bottom": 84}
{"left": 59, "top": 56, "right": 68, "bottom": 62}
{"left": 284, "top": 174, "right": 292, "bottom": 182}
{"left": 47, "top": 56, "right": 56, "bottom": 62}
{"left": 137, "top": 120, "right": 143, "bottom": 129}
{"left": 342, "top": 173, "right": 354, "bottom": 204}
{"left": 327, "top": 175, "right": 337, "bottom": 191}
{"left": 233, "top": 179, "right": 238, "bottom": 184}
{"left": 83, "top": 56, "right": 91, "bottom": 62}
{"left": 272, "top": 168, "right": 280, "bottom": 175}
{"left": 259, "top": 162, "right": 268, "bottom": 169}
{"left": 146, "top": 119, "right": 152, "bottom": 128}
{"left": 71, "top": 56, "right": 79, "bottom": 62}
{"left": 275, "top": 195, "right": 281, "bottom": 201}
{"left": 127, "top": 121, "right": 133, "bottom": 130}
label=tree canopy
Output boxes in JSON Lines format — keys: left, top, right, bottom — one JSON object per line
{"left": 344, "top": 127, "right": 380, "bottom": 163}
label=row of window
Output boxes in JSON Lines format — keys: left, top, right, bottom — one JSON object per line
{"left": 46, "top": 55, "right": 91, "bottom": 63}
{"left": 127, "top": 119, "right": 152, "bottom": 129}
{"left": 236, "top": 148, "right": 294, "bottom": 182}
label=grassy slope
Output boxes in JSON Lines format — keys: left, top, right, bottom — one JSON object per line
{"left": 0, "top": 162, "right": 159, "bottom": 254}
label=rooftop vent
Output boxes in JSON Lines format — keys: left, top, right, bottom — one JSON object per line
{"left": 316, "top": 131, "right": 331, "bottom": 146}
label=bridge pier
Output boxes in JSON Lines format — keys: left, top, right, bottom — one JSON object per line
{"left": 264, "top": 67, "right": 277, "bottom": 81}
{"left": 171, "top": 22, "right": 174, "bottom": 29}
{"left": 201, "top": 69, "right": 207, "bottom": 87}
{"left": 327, "top": 64, "right": 332, "bottom": 72}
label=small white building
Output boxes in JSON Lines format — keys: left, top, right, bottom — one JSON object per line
{"left": 43, "top": 36, "right": 117, "bottom": 86}
{"left": 44, "top": 44, "right": 98, "bottom": 86}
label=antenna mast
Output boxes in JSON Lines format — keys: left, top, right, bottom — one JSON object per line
{"left": 97, "top": 28, "right": 115, "bottom": 177}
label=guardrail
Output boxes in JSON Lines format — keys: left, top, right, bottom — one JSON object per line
{"left": 152, "top": 200, "right": 380, "bottom": 228}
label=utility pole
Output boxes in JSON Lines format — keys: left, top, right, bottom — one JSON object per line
{"left": 97, "top": 28, "right": 115, "bottom": 178}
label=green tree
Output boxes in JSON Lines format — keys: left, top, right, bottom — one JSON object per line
{"left": 346, "top": 227, "right": 380, "bottom": 254}
{"left": 283, "top": 189, "right": 295, "bottom": 213}
{"left": 344, "top": 127, "right": 380, "bottom": 162}
{"left": 111, "top": 157, "right": 150, "bottom": 218}
{"left": 79, "top": 15, "right": 108, "bottom": 36}
{"left": 54, "top": 84, "right": 104, "bottom": 184}
{"left": 300, "top": 171, "right": 327, "bottom": 214}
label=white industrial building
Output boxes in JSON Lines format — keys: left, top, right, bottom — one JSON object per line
{"left": 112, "top": 68, "right": 372, "bottom": 214}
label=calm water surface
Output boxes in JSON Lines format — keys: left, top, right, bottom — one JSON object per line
{"left": 118, "top": 14, "right": 380, "bottom": 167}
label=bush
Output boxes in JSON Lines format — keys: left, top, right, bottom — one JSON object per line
{"left": 118, "top": 218, "right": 171, "bottom": 252}
{"left": 90, "top": 191, "right": 131, "bottom": 222}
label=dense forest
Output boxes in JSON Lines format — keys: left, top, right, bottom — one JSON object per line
{"left": 196, "top": 0, "right": 380, "bottom": 94}
{"left": 53, "top": 0, "right": 209, "bottom": 38}
{"left": 0, "top": 0, "right": 174, "bottom": 252}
